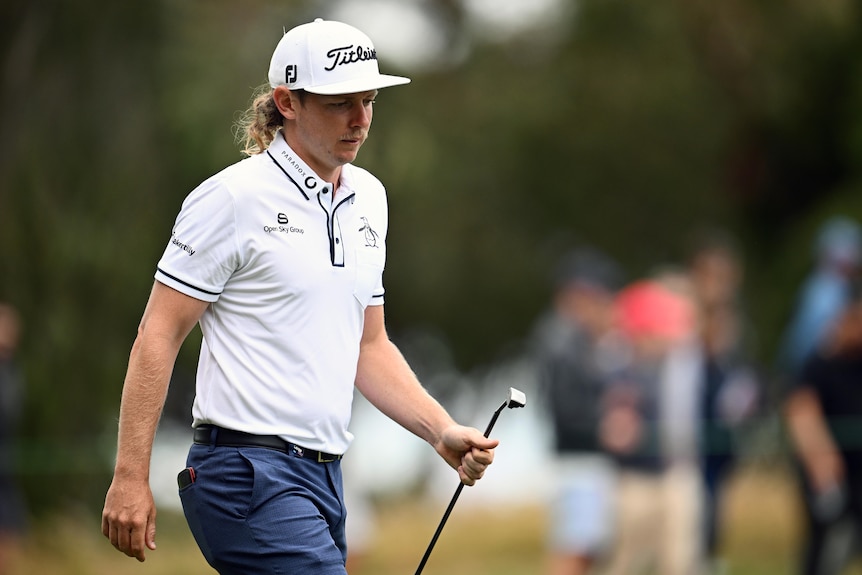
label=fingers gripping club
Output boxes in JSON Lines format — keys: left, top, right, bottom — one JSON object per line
{"left": 414, "top": 387, "right": 526, "bottom": 575}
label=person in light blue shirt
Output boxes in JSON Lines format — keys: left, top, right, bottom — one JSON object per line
{"left": 778, "top": 217, "right": 862, "bottom": 377}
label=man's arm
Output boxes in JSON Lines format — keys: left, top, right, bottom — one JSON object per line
{"left": 784, "top": 386, "right": 844, "bottom": 493}
{"left": 354, "top": 305, "right": 498, "bottom": 485}
{"left": 101, "top": 281, "right": 209, "bottom": 561}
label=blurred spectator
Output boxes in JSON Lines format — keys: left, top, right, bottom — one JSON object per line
{"left": 784, "top": 283, "right": 862, "bottom": 575}
{"left": 0, "top": 303, "right": 26, "bottom": 573}
{"left": 777, "top": 217, "right": 862, "bottom": 575}
{"left": 778, "top": 217, "right": 862, "bottom": 378}
{"left": 687, "top": 230, "right": 760, "bottom": 573}
{"left": 529, "top": 247, "right": 626, "bottom": 575}
{"left": 600, "top": 275, "right": 703, "bottom": 575}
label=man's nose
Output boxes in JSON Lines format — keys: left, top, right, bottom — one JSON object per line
{"left": 350, "top": 104, "right": 372, "bottom": 128}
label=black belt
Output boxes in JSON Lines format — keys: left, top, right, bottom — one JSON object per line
{"left": 193, "top": 425, "right": 342, "bottom": 463}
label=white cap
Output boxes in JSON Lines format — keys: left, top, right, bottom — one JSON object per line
{"left": 268, "top": 19, "right": 411, "bottom": 95}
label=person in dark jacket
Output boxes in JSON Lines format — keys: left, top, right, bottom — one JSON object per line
{"left": 532, "top": 247, "right": 626, "bottom": 575}
{"left": 786, "top": 282, "right": 862, "bottom": 575}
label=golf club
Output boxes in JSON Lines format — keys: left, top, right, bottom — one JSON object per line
{"left": 414, "top": 387, "right": 527, "bottom": 575}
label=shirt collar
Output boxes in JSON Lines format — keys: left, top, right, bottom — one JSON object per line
{"left": 267, "top": 132, "right": 332, "bottom": 201}
{"left": 337, "top": 164, "right": 357, "bottom": 198}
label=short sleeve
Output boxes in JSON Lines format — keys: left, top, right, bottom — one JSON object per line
{"left": 155, "top": 178, "right": 240, "bottom": 302}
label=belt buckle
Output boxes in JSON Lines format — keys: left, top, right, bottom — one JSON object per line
{"left": 317, "top": 451, "right": 337, "bottom": 463}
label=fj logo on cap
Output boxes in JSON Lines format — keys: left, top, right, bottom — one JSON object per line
{"left": 285, "top": 64, "right": 297, "bottom": 83}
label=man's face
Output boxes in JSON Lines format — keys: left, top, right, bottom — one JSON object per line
{"left": 288, "top": 90, "right": 377, "bottom": 178}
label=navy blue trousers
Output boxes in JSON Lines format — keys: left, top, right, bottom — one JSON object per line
{"left": 179, "top": 442, "right": 348, "bottom": 574}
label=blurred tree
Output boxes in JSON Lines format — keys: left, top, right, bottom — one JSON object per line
{"left": 672, "top": 0, "right": 862, "bottom": 362}
{"left": 1, "top": 1, "right": 172, "bottom": 512}
{"left": 366, "top": 0, "right": 733, "bottom": 365}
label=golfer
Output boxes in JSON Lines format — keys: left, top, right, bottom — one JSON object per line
{"left": 101, "top": 18, "right": 498, "bottom": 574}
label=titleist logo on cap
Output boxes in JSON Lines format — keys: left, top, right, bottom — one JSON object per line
{"left": 324, "top": 45, "right": 377, "bottom": 71}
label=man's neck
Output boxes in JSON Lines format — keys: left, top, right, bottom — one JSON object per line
{"left": 279, "top": 131, "right": 341, "bottom": 191}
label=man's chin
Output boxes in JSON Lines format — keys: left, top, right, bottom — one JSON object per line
{"left": 336, "top": 149, "right": 361, "bottom": 165}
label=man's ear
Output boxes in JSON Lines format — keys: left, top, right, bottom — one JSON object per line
{"left": 273, "top": 86, "right": 298, "bottom": 120}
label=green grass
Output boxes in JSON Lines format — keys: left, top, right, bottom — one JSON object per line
{"left": 5, "top": 465, "right": 862, "bottom": 575}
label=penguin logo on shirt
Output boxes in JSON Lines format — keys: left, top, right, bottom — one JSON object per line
{"left": 359, "top": 217, "right": 379, "bottom": 248}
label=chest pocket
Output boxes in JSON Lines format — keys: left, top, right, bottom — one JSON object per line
{"left": 353, "top": 248, "right": 384, "bottom": 307}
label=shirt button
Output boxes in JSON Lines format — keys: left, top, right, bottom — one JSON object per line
{"left": 335, "top": 238, "right": 340, "bottom": 244}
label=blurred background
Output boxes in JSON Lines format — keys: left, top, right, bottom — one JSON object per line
{"left": 3, "top": 0, "right": 862, "bottom": 573}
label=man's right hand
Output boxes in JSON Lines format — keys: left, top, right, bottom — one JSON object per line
{"left": 101, "top": 476, "right": 158, "bottom": 562}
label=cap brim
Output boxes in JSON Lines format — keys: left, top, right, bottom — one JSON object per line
{"left": 304, "top": 74, "right": 411, "bottom": 95}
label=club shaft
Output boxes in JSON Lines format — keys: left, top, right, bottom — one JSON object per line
{"left": 414, "top": 401, "right": 506, "bottom": 575}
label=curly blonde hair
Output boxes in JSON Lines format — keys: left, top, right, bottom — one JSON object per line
{"left": 234, "top": 84, "right": 284, "bottom": 156}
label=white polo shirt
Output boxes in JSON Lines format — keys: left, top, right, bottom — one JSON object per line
{"left": 155, "top": 133, "right": 387, "bottom": 454}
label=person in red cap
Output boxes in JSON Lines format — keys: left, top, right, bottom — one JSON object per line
{"left": 101, "top": 19, "right": 498, "bottom": 574}
{"left": 600, "top": 273, "right": 703, "bottom": 575}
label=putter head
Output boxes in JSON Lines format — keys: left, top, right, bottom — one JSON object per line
{"left": 506, "top": 387, "right": 527, "bottom": 409}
